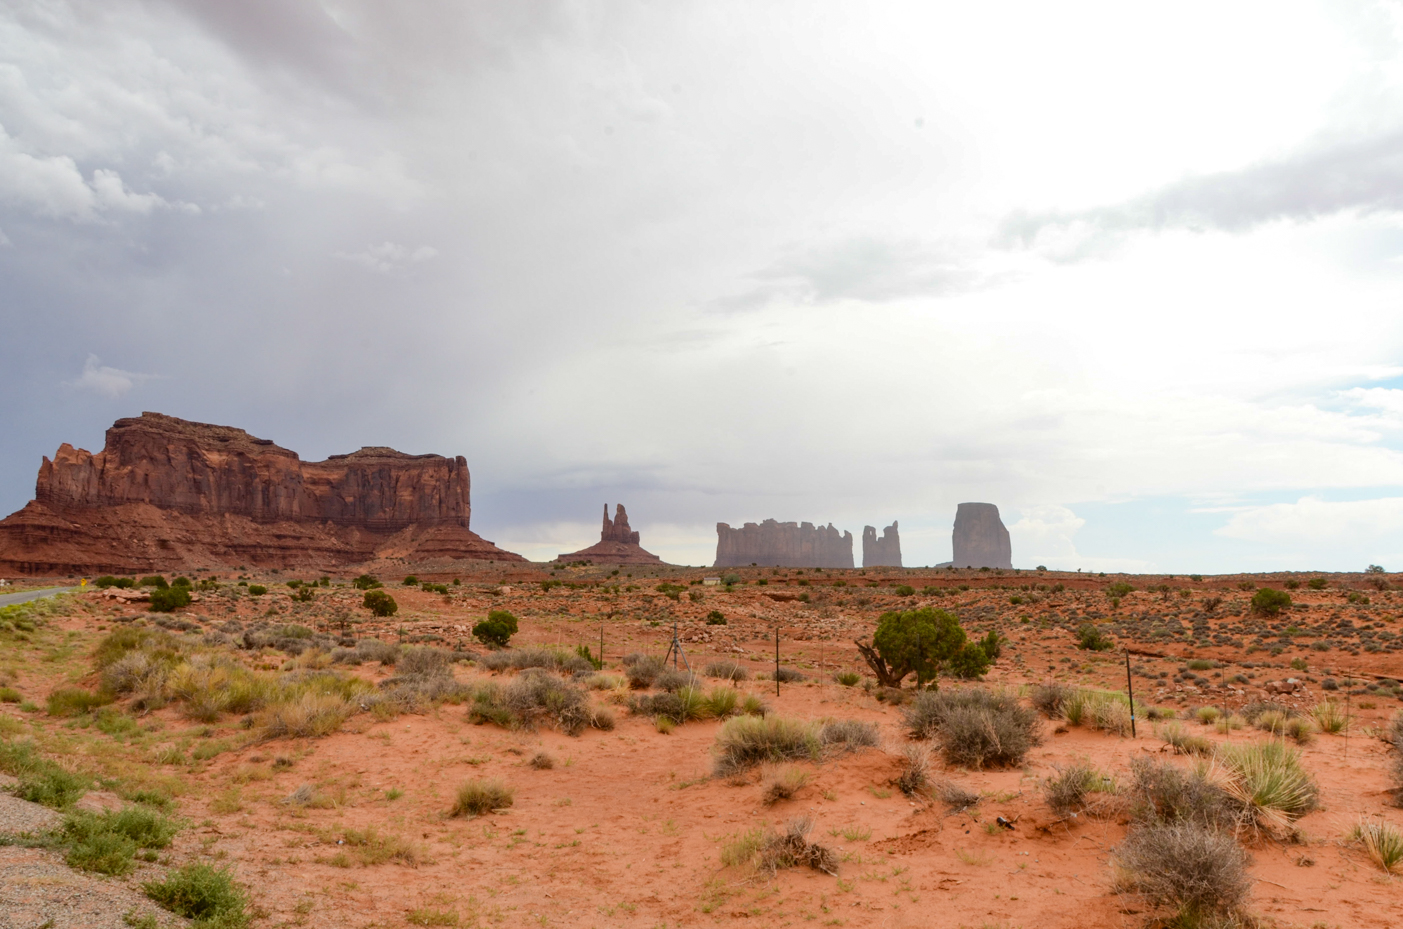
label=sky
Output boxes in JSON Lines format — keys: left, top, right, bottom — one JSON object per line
{"left": 3, "top": 0, "right": 1403, "bottom": 572}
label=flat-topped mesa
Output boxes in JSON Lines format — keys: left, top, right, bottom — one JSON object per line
{"left": 556, "top": 503, "right": 662, "bottom": 565}
{"left": 715, "top": 519, "right": 854, "bottom": 569}
{"left": 952, "top": 502, "right": 1011, "bottom": 569}
{"left": 862, "top": 521, "right": 902, "bottom": 568}
{"left": 0, "top": 412, "right": 523, "bottom": 574}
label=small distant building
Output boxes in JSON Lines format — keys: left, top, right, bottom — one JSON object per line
{"left": 703, "top": 576, "right": 722, "bottom": 586}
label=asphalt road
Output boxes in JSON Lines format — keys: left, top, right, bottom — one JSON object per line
{"left": 0, "top": 586, "right": 77, "bottom": 608}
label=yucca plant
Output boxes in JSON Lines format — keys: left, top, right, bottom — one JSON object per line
{"left": 1310, "top": 701, "right": 1348, "bottom": 734}
{"left": 1216, "top": 740, "right": 1319, "bottom": 834}
{"left": 1351, "top": 818, "right": 1403, "bottom": 874}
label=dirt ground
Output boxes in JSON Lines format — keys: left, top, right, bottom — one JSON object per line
{"left": 3, "top": 563, "right": 1402, "bottom": 928}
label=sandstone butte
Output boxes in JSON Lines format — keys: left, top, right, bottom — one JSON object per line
{"left": 555, "top": 503, "right": 664, "bottom": 565}
{"left": 951, "top": 501, "right": 1012, "bottom": 569}
{"left": 861, "top": 520, "right": 901, "bottom": 568}
{"left": 714, "top": 518, "right": 854, "bottom": 568}
{"left": 0, "top": 412, "right": 524, "bottom": 575}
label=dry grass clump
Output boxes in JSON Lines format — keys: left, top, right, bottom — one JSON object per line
{"left": 1029, "top": 682, "right": 1074, "bottom": 718}
{"left": 1350, "top": 817, "right": 1403, "bottom": 874}
{"left": 622, "top": 654, "right": 666, "bottom": 689}
{"left": 330, "top": 637, "right": 400, "bottom": 666}
{"left": 931, "top": 777, "right": 979, "bottom": 811}
{"left": 469, "top": 672, "right": 599, "bottom": 736}
{"left": 334, "top": 826, "right": 422, "bottom": 867}
{"left": 450, "top": 779, "right": 513, "bottom": 817}
{"left": 713, "top": 716, "right": 821, "bottom": 776}
{"left": 818, "top": 719, "right": 879, "bottom": 753}
{"left": 762, "top": 766, "right": 811, "bottom": 804}
{"left": 259, "top": 692, "right": 356, "bottom": 739}
{"left": 1112, "top": 822, "right": 1251, "bottom": 926}
{"left": 702, "top": 659, "right": 749, "bottom": 682}
{"left": 757, "top": 817, "right": 838, "bottom": 876}
{"left": 1390, "top": 710, "right": 1403, "bottom": 806}
{"left": 529, "top": 752, "right": 554, "bottom": 770}
{"left": 1310, "top": 700, "right": 1348, "bottom": 735}
{"left": 629, "top": 685, "right": 739, "bottom": 725}
{"left": 1129, "top": 757, "right": 1238, "bottom": 832}
{"left": 1044, "top": 761, "right": 1116, "bottom": 818}
{"left": 478, "top": 648, "right": 592, "bottom": 675}
{"left": 397, "top": 646, "right": 452, "bottom": 677}
{"left": 895, "top": 744, "right": 929, "bottom": 797}
{"left": 1062, "top": 688, "right": 1141, "bottom": 736}
{"left": 1159, "top": 721, "right": 1214, "bottom": 756}
{"left": 903, "top": 688, "right": 1041, "bottom": 769}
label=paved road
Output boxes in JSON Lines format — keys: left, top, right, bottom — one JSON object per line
{"left": 0, "top": 586, "right": 77, "bottom": 608}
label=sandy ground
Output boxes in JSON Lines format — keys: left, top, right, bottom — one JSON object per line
{"left": 4, "top": 564, "right": 1403, "bottom": 928}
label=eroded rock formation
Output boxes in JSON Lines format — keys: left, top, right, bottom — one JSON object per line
{"left": 862, "top": 521, "right": 902, "bottom": 568}
{"left": 952, "top": 502, "right": 1011, "bottom": 569}
{"left": 0, "top": 412, "right": 524, "bottom": 574}
{"left": 715, "top": 519, "right": 853, "bottom": 568}
{"left": 556, "top": 504, "right": 663, "bottom": 565}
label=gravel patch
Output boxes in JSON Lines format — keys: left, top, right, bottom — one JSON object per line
{"left": 0, "top": 846, "right": 178, "bottom": 929}
{"left": 0, "top": 793, "right": 61, "bottom": 837}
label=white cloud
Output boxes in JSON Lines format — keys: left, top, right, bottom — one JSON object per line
{"left": 1215, "top": 496, "right": 1403, "bottom": 545}
{"left": 333, "top": 242, "right": 439, "bottom": 273}
{"left": 65, "top": 354, "right": 159, "bottom": 398}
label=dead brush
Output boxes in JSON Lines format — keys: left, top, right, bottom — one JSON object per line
{"left": 931, "top": 778, "right": 980, "bottom": 811}
{"left": 1111, "top": 822, "right": 1251, "bottom": 926}
{"left": 895, "top": 744, "right": 930, "bottom": 797}
{"left": 762, "top": 766, "right": 811, "bottom": 804}
{"left": 758, "top": 816, "right": 839, "bottom": 876}
{"left": 1043, "top": 761, "right": 1116, "bottom": 819}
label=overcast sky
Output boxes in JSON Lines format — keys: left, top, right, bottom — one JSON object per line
{"left": 3, "top": 0, "right": 1403, "bottom": 571}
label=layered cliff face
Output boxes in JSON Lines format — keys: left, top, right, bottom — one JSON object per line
{"left": 556, "top": 503, "right": 662, "bottom": 565}
{"left": 862, "top": 521, "right": 902, "bottom": 568}
{"left": 952, "top": 502, "right": 1011, "bottom": 569}
{"left": 0, "top": 412, "right": 523, "bottom": 574}
{"left": 715, "top": 519, "right": 853, "bottom": 568}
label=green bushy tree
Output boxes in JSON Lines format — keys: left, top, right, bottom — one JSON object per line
{"left": 473, "top": 610, "right": 518, "bottom": 647}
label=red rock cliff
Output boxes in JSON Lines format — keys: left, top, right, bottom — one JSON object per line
{"left": 0, "top": 412, "right": 522, "bottom": 574}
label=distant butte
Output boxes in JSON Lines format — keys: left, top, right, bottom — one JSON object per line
{"left": 952, "top": 502, "right": 1012, "bottom": 569}
{"left": 715, "top": 519, "right": 853, "bottom": 568}
{"left": 862, "top": 521, "right": 902, "bottom": 568}
{"left": 556, "top": 504, "right": 664, "bottom": 565}
{"left": 0, "top": 412, "right": 524, "bottom": 574}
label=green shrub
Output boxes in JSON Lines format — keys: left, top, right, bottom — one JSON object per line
{"left": 856, "top": 607, "right": 975, "bottom": 688}
{"left": 0, "top": 740, "right": 90, "bottom": 809}
{"left": 363, "top": 590, "right": 398, "bottom": 617}
{"left": 402, "top": 575, "right": 419, "bottom": 585}
{"left": 149, "top": 586, "right": 192, "bottom": 613}
{"left": 353, "top": 574, "right": 382, "bottom": 590}
{"left": 1105, "top": 582, "right": 1134, "bottom": 598}
{"left": 706, "top": 610, "right": 727, "bottom": 625}
{"left": 0, "top": 686, "right": 20, "bottom": 703}
{"left": 246, "top": 585, "right": 267, "bottom": 597}
{"left": 46, "top": 687, "right": 112, "bottom": 717}
{"left": 713, "top": 716, "right": 820, "bottom": 776}
{"left": 1076, "top": 623, "right": 1115, "bottom": 651}
{"left": 1251, "top": 587, "right": 1291, "bottom": 616}
{"left": 835, "top": 671, "right": 861, "bottom": 687}
{"left": 472, "top": 610, "right": 517, "bottom": 647}
{"left": 894, "top": 584, "right": 915, "bottom": 596}
{"left": 1307, "top": 577, "right": 1327, "bottom": 590}
{"left": 143, "top": 862, "right": 249, "bottom": 928}
{"left": 171, "top": 576, "right": 191, "bottom": 588}
{"left": 1284, "top": 579, "right": 1301, "bottom": 590}
{"left": 62, "top": 806, "right": 179, "bottom": 875}
{"left": 450, "top": 779, "right": 514, "bottom": 817}
{"left": 139, "top": 576, "right": 168, "bottom": 589}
